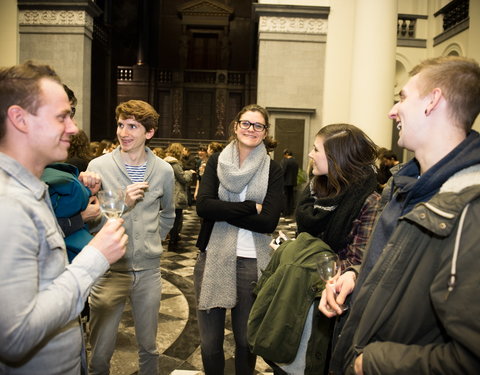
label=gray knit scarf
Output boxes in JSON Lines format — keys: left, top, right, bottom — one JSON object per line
{"left": 198, "top": 141, "right": 272, "bottom": 310}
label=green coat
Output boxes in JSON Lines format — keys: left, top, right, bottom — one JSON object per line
{"left": 247, "top": 232, "right": 334, "bottom": 374}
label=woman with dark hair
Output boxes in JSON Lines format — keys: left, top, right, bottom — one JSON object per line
{"left": 266, "top": 123, "right": 381, "bottom": 375}
{"left": 296, "top": 123, "right": 380, "bottom": 271}
{"left": 195, "top": 104, "right": 283, "bottom": 374}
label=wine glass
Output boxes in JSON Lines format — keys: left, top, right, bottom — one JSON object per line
{"left": 97, "top": 188, "right": 125, "bottom": 220}
{"left": 316, "top": 252, "right": 348, "bottom": 312}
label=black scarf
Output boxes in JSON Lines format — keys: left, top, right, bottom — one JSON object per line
{"left": 295, "top": 167, "right": 377, "bottom": 252}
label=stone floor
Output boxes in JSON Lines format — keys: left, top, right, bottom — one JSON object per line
{"left": 87, "top": 207, "right": 298, "bottom": 375}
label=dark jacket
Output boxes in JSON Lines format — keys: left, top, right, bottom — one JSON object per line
{"left": 281, "top": 156, "right": 299, "bottom": 187}
{"left": 41, "top": 163, "right": 92, "bottom": 262}
{"left": 330, "top": 137, "right": 480, "bottom": 374}
{"left": 196, "top": 152, "right": 284, "bottom": 250}
{"left": 247, "top": 232, "right": 333, "bottom": 374}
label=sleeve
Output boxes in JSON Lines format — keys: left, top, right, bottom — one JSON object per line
{"left": 172, "top": 162, "right": 192, "bottom": 186}
{"left": 57, "top": 213, "right": 85, "bottom": 237}
{"left": 338, "top": 193, "right": 380, "bottom": 271}
{"left": 226, "top": 160, "right": 284, "bottom": 233}
{"left": 0, "top": 199, "right": 108, "bottom": 361}
{"left": 295, "top": 184, "right": 324, "bottom": 235}
{"left": 361, "top": 200, "right": 480, "bottom": 375}
{"left": 159, "top": 165, "right": 176, "bottom": 240}
{"left": 196, "top": 154, "right": 258, "bottom": 221}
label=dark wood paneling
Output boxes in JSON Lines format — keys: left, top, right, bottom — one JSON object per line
{"left": 185, "top": 90, "right": 215, "bottom": 139}
{"left": 274, "top": 118, "right": 305, "bottom": 165}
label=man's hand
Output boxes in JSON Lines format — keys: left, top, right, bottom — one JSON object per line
{"left": 125, "top": 182, "right": 149, "bottom": 208}
{"left": 319, "top": 270, "right": 356, "bottom": 316}
{"left": 89, "top": 218, "right": 127, "bottom": 264}
{"left": 354, "top": 354, "right": 364, "bottom": 375}
{"left": 79, "top": 171, "right": 102, "bottom": 195}
{"left": 81, "top": 196, "right": 101, "bottom": 222}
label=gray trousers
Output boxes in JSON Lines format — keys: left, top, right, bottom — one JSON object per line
{"left": 88, "top": 268, "right": 162, "bottom": 375}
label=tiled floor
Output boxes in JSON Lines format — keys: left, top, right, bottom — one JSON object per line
{"left": 90, "top": 207, "right": 297, "bottom": 375}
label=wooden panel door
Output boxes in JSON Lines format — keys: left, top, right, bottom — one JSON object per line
{"left": 184, "top": 90, "right": 214, "bottom": 139}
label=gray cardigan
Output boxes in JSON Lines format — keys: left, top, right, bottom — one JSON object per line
{"left": 88, "top": 147, "right": 175, "bottom": 271}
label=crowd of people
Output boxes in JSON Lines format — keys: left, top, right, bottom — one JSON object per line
{"left": 1, "top": 55, "right": 480, "bottom": 375}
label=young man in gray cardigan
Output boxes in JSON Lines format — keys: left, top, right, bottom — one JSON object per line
{"left": 87, "top": 100, "right": 175, "bottom": 375}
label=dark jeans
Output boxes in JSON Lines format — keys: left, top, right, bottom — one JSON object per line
{"left": 283, "top": 185, "right": 295, "bottom": 216}
{"left": 169, "top": 208, "right": 183, "bottom": 243}
{"left": 194, "top": 252, "right": 257, "bottom": 375}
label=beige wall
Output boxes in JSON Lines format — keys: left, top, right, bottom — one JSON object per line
{"left": 0, "top": 0, "right": 18, "bottom": 67}
{"left": 19, "top": 10, "right": 95, "bottom": 136}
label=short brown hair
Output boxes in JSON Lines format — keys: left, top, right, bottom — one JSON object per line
{"left": 0, "top": 61, "right": 61, "bottom": 141}
{"left": 410, "top": 56, "right": 480, "bottom": 131}
{"left": 115, "top": 100, "right": 159, "bottom": 133}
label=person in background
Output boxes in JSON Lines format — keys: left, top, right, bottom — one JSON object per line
{"left": 194, "top": 144, "right": 209, "bottom": 201}
{"left": 94, "top": 139, "right": 112, "bottom": 157}
{"left": 280, "top": 148, "right": 299, "bottom": 217}
{"left": 0, "top": 61, "right": 127, "bottom": 375}
{"left": 207, "top": 141, "right": 224, "bottom": 156}
{"left": 87, "top": 100, "right": 175, "bottom": 375}
{"left": 322, "top": 56, "right": 480, "bottom": 375}
{"left": 152, "top": 146, "right": 165, "bottom": 158}
{"left": 376, "top": 148, "right": 399, "bottom": 192}
{"left": 66, "top": 129, "right": 93, "bottom": 172}
{"left": 61, "top": 85, "right": 92, "bottom": 173}
{"left": 195, "top": 104, "right": 283, "bottom": 375}
{"left": 164, "top": 142, "right": 195, "bottom": 251}
{"left": 182, "top": 146, "right": 197, "bottom": 206}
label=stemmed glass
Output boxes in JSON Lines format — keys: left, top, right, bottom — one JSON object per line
{"left": 97, "top": 188, "right": 125, "bottom": 220}
{"left": 316, "top": 252, "right": 348, "bottom": 312}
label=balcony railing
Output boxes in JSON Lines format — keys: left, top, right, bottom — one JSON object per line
{"left": 434, "top": 0, "right": 469, "bottom": 45}
{"left": 397, "top": 14, "right": 427, "bottom": 48}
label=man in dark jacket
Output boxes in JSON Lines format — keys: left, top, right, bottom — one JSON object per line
{"left": 280, "top": 149, "right": 299, "bottom": 216}
{"left": 320, "top": 56, "right": 480, "bottom": 374}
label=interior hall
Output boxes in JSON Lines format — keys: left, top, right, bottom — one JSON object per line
{"left": 1, "top": 0, "right": 479, "bottom": 374}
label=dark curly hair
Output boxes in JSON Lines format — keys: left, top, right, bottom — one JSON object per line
{"left": 311, "top": 123, "right": 378, "bottom": 197}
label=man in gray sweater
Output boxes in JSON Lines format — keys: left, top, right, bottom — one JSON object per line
{"left": 87, "top": 100, "right": 175, "bottom": 375}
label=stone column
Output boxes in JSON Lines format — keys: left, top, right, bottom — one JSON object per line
{"left": 18, "top": 0, "right": 102, "bottom": 137}
{"left": 0, "top": 0, "right": 18, "bottom": 67}
{"left": 349, "top": 0, "right": 397, "bottom": 148}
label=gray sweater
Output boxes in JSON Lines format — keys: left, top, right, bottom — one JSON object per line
{"left": 88, "top": 147, "right": 175, "bottom": 271}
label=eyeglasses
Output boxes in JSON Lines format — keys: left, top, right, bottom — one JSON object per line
{"left": 237, "top": 120, "right": 268, "bottom": 132}
{"left": 70, "top": 106, "right": 76, "bottom": 119}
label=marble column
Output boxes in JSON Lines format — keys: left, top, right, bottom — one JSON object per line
{"left": 349, "top": 0, "right": 398, "bottom": 148}
{"left": 17, "top": 1, "right": 102, "bottom": 137}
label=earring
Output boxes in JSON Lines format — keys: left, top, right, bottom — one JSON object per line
{"left": 424, "top": 109, "right": 428, "bottom": 115}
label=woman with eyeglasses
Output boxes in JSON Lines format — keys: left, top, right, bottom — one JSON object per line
{"left": 195, "top": 104, "right": 284, "bottom": 374}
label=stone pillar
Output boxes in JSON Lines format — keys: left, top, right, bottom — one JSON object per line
{"left": 254, "top": 3, "right": 329, "bottom": 166}
{"left": 18, "top": 0, "right": 102, "bottom": 137}
{"left": 349, "top": 0, "right": 397, "bottom": 148}
{"left": 0, "top": 0, "right": 18, "bottom": 67}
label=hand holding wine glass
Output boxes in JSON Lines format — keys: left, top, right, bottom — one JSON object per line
{"left": 97, "top": 188, "right": 125, "bottom": 220}
{"left": 316, "top": 252, "right": 348, "bottom": 312}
